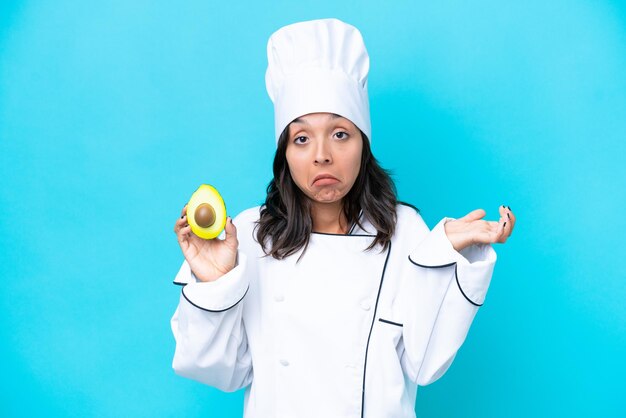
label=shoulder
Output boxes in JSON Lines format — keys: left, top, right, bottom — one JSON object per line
{"left": 395, "top": 201, "right": 423, "bottom": 225}
{"left": 397, "top": 201, "right": 421, "bottom": 216}
{"left": 394, "top": 201, "right": 430, "bottom": 240}
{"left": 231, "top": 206, "right": 262, "bottom": 247}
{"left": 353, "top": 202, "right": 426, "bottom": 236}
{"left": 233, "top": 205, "right": 262, "bottom": 226}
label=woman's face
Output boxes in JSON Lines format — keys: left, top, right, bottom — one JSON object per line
{"left": 286, "top": 112, "right": 363, "bottom": 204}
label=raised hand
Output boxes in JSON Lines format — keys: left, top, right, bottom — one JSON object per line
{"left": 443, "top": 205, "right": 515, "bottom": 252}
{"left": 173, "top": 204, "right": 239, "bottom": 282}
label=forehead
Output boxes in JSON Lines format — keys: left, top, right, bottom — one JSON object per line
{"left": 290, "top": 113, "right": 353, "bottom": 126}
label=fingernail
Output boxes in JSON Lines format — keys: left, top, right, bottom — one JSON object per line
{"left": 503, "top": 221, "right": 507, "bottom": 228}
{"left": 507, "top": 213, "right": 510, "bottom": 219}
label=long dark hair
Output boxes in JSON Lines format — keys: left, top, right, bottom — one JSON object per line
{"left": 254, "top": 124, "right": 398, "bottom": 260}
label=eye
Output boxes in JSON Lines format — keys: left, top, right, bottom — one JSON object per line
{"left": 293, "top": 136, "right": 308, "bottom": 144}
{"left": 334, "top": 131, "right": 349, "bottom": 140}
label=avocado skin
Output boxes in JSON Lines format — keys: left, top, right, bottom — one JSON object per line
{"left": 187, "top": 184, "right": 226, "bottom": 239}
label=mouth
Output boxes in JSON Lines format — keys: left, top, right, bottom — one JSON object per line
{"left": 312, "top": 174, "right": 340, "bottom": 187}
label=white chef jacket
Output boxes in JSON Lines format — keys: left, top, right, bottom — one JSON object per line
{"left": 170, "top": 203, "right": 497, "bottom": 418}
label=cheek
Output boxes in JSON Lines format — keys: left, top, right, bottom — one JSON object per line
{"left": 286, "top": 150, "right": 308, "bottom": 185}
{"left": 348, "top": 147, "right": 363, "bottom": 181}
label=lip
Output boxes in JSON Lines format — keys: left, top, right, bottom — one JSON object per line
{"left": 312, "top": 173, "right": 340, "bottom": 186}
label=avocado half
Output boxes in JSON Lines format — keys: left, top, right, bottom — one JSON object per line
{"left": 186, "top": 184, "right": 227, "bottom": 239}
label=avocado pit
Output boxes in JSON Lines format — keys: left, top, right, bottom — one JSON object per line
{"left": 194, "top": 203, "right": 216, "bottom": 228}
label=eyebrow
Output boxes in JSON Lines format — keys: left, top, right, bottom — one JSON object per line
{"left": 291, "top": 113, "right": 343, "bottom": 125}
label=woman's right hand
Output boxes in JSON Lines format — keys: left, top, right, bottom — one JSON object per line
{"left": 173, "top": 204, "right": 239, "bottom": 282}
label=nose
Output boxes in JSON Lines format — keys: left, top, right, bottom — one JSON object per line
{"left": 314, "top": 138, "right": 332, "bottom": 165}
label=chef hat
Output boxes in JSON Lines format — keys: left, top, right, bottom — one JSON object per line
{"left": 265, "top": 18, "right": 371, "bottom": 144}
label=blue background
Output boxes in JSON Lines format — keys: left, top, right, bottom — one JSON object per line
{"left": 1, "top": 1, "right": 624, "bottom": 417}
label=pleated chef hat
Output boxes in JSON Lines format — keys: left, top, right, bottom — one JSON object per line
{"left": 265, "top": 18, "right": 371, "bottom": 144}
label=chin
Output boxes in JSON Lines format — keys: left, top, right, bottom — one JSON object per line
{"left": 310, "top": 189, "right": 345, "bottom": 203}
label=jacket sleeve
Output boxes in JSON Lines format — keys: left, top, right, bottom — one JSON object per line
{"left": 398, "top": 215, "right": 497, "bottom": 386}
{"left": 170, "top": 251, "right": 253, "bottom": 392}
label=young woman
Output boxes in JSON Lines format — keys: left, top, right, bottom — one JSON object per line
{"left": 171, "top": 18, "right": 515, "bottom": 418}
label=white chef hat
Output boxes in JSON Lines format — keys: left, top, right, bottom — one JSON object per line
{"left": 265, "top": 18, "right": 371, "bottom": 145}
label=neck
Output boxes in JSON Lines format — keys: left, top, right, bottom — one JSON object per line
{"left": 310, "top": 200, "right": 348, "bottom": 234}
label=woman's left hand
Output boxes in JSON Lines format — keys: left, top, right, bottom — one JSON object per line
{"left": 444, "top": 205, "right": 515, "bottom": 252}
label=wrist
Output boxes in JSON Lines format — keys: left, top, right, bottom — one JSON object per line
{"left": 444, "top": 231, "right": 470, "bottom": 253}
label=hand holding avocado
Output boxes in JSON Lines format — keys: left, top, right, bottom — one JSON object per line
{"left": 173, "top": 184, "right": 238, "bottom": 282}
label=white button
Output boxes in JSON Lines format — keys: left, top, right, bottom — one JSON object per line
{"left": 360, "top": 300, "right": 371, "bottom": 311}
{"left": 279, "top": 359, "right": 290, "bottom": 366}
{"left": 274, "top": 294, "right": 285, "bottom": 302}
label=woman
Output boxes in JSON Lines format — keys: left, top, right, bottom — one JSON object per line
{"left": 171, "top": 18, "right": 515, "bottom": 418}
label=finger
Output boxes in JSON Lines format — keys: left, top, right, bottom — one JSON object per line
{"left": 500, "top": 205, "right": 516, "bottom": 231}
{"left": 174, "top": 215, "right": 188, "bottom": 232}
{"left": 483, "top": 217, "right": 503, "bottom": 243}
{"left": 223, "top": 216, "right": 239, "bottom": 249}
{"left": 505, "top": 206, "right": 515, "bottom": 234}
{"left": 177, "top": 224, "right": 191, "bottom": 251}
{"left": 487, "top": 218, "right": 500, "bottom": 226}
{"left": 487, "top": 218, "right": 502, "bottom": 243}
{"left": 473, "top": 220, "right": 502, "bottom": 245}
{"left": 458, "top": 208, "right": 486, "bottom": 223}
{"left": 176, "top": 204, "right": 188, "bottom": 228}
{"left": 497, "top": 215, "right": 508, "bottom": 243}
{"left": 181, "top": 223, "right": 194, "bottom": 240}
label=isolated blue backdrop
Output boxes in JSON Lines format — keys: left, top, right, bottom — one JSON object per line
{"left": 1, "top": 1, "right": 624, "bottom": 417}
